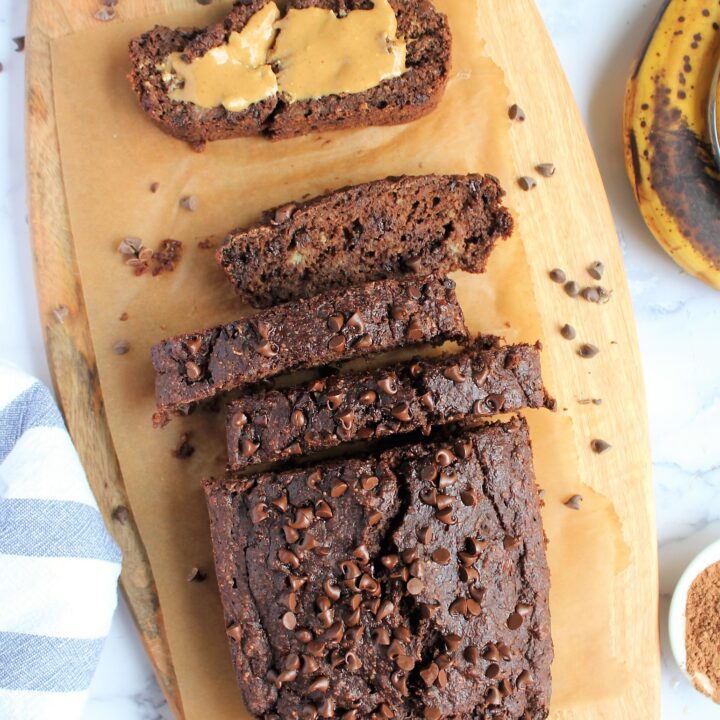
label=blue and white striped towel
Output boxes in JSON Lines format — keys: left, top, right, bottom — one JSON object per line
{"left": 0, "top": 363, "right": 122, "bottom": 719}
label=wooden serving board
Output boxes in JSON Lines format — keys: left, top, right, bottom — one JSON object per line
{"left": 26, "top": 0, "right": 659, "bottom": 717}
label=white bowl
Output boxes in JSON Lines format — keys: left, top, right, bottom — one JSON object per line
{"left": 668, "top": 536, "right": 720, "bottom": 701}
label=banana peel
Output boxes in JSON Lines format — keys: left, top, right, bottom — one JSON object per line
{"left": 624, "top": 0, "right": 720, "bottom": 289}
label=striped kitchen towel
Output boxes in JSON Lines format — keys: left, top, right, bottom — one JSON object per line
{"left": 0, "top": 363, "right": 122, "bottom": 719}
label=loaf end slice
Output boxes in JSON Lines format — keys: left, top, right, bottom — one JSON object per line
{"left": 127, "top": 0, "right": 277, "bottom": 150}
{"left": 205, "top": 418, "right": 552, "bottom": 719}
{"left": 266, "top": 0, "right": 452, "bottom": 139}
{"left": 218, "top": 174, "right": 513, "bottom": 308}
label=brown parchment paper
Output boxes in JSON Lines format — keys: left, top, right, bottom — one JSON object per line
{"left": 50, "top": 2, "right": 628, "bottom": 717}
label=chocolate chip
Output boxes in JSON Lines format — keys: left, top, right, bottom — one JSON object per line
{"left": 273, "top": 493, "right": 289, "bottom": 512}
{"left": 420, "top": 463, "right": 438, "bottom": 483}
{"left": 380, "top": 554, "right": 399, "bottom": 569}
{"left": 407, "top": 578, "right": 424, "bottom": 595}
{"left": 291, "top": 409, "right": 306, "bottom": 429}
{"left": 438, "top": 469, "right": 457, "bottom": 490}
{"left": 435, "top": 494, "right": 454, "bottom": 510}
{"left": 401, "top": 547, "right": 419, "bottom": 564}
{"left": 328, "top": 335, "right": 346, "bottom": 353}
{"left": 591, "top": 439, "right": 612, "bottom": 454}
{"left": 455, "top": 440, "right": 473, "bottom": 459}
{"left": 186, "top": 567, "right": 206, "bottom": 583}
{"left": 588, "top": 261, "right": 605, "bottom": 280}
{"left": 420, "top": 392, "right": 435, "bottom": 411}
{"left": 460, "top": 488, "right": 478, "bottom": 506}
{"left": 227, "top": 623, "right": 242, "bottom": 641}
{"left": 406, "top": 317, "right": 424, "bottom": 341}
{"left": 516, "top": 669, "right": 533, "bottom": 688}
{"left": 417, "top": 526, "right": 433, "bottom": 544}
{"left": 449, "top": 597, "right": 467, "bottom": 615}
{"left": 564, "top": 280, "right": 580, "bottom": 297}
{"left": 483, "top": 643, "right": 500, "bottom": 662}
{"left": 282, "top": 612, "right": 297, "bottom": 630}
{"left": 548, "top": 268, "right": 566, "bottom": 284}
{"left": 485, "top": 687, "right": 502, "bottom": 706}
{"left": 536, "top": 162, "right": 556, "bottom": 177}
{"left": 336, "top": 409, "right": 354, "bottom": 430}
{"left": 354, "top": 334, "right": 373, "bottom": 350}
{"left": 330, "top": 479, "right": 348, "bottom": 497}
{"left": 485, "top": 393, "right": 505, "bottom": 412}
{"left": 443, "top": 364, "right": 467, "bottom": 383}
{"left": 13, "top": 36, "right": 25, "bottom": 52}
{"left": 581, "top": 286, "right": 601, "bottom": 303}
{"left": 485, "top": 662, "right": 501, "bottom": 679}
{"left": 179, "top": 195, "right": 198, "bottom": 211}
{"left": 578, "top": 343, "right": 599, "bottom": 358}
{"left": 327, "top": 314, "right": 345, "bottom": 332}
{"left": 391, "top": 402, "right": 412, "bottom": 422}
{"left": 345, "top": 652, "right": 362, "bottom": 672}
{"left": 444, "top": 633, "right": 462, "bottom": 652}
{"left": 419, "top": 488, "right": 438, "bottom": 506}
{"left": 283, "top": 525, "right": 299, "bottom": 543}
{"left": 256, "top": 340, "right": 278, "bottom": 358}
{"left": 509, "top": 104, "right": 525, "bottom": 121}
{"left": 435, "top": 448, "right": 455, "bottom": 467}
{"left": 396, "top": 654, "right": 415, "bottom": 671}
{"left": 361, "top": 476, "right": 379, "bottom": 491}
{"left": 278, "top": 548, "right": 300, "bottom": 568}
{"left": 377, "top": 377, "right": 398, "bottom": 395}
{"left": 564, "top": 494, "right": 583, "bottom": 510}
{"left": 250, "top": 503, "right": 268, "bottom": 524}
{"left": 507, "top": 612, "right": 524, "bottom": 630}
{"left": 315, "top": 500, "right": 333, "bottom": 520}
{"left": 149, "top": 181, "right": 160, "bottom": 193}
{"left": 241, "top": 438, "right": 259, "bottom": 457}
{"left": 560, "top": 323, "right": 576, "bottom": 340}
{"left": 518, "top": 176, "right": 537, "bottom": 191}
{"left": 359, "top": 389, "right": 377, "bottom": 405}
{"left": 373, "top": 627, "right": 391, "bottom": 646}
{"left": 112, "top": 340, "right": 130, "bottom": 355}
{"left": 346, "top": 312, "right": 365, "bottom": 332}
{"left": 317, "top": 698, "right": 335, "bottom": 718}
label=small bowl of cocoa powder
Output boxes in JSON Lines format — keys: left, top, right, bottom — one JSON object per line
{"left": 669, "top": 537, "right": 720, "bottom": 704}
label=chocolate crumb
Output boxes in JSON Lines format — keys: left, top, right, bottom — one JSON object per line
{"left": 173, "top": 432, "right": 195, "bottom": 459}
{"left": 578, "top": 398, "right": 603, "bottom": 406}
{"left": 150, "top": 182, "right": 160, "bottom": 193}
{"left": 151, "top": 239, "right": 183, "bottom": 276}
{"left": 508, "top": 104, "right": 526, "bottom": 121}
{"left": 119, "top": 312, "right": 129, "bottom": 321}
{"left": 588, "top": 261, "right": 605, "bottom": 280}
{"left": 597, "top": 286, "right": 613, "bottom": 304}
{"left": 578, "top": 344, "right": 599, "bottom": 359}
{"left": 518, "top": 176, "right": 537, "bottom": 192}
{"left": 590, "top": 439, "right": 612, "bottom": 454}
{"left": 152, "top": 410, "right": 171, "bottom": 429}
{"left": 198, "top": 238, "right": 216, "bottom": 249}
{"left": 560, "top": 324, "right": 576, "bottom": 340}
{"left": 187, "top": 567, "right": 207, "bottom": 583}
{"left": 564, "top": 281, "right": 580, "bottom": 298}
{"left": 536, "top": 163, "right": 556, "bottom": 177}
{"left": 94, "top": 7, "right": 116, "bottom": 21}
{"left": 112, "top": 340, "right": 130, "bottom": 355}
{"left": 180, "top": 195, "right": 198, "bottom": 212}
{"left": 549, "top": 268, "right": 566, "bottom": 284}
{"left": 13, "top": 36, "right": 25, "bottom": 52}
{"left": 111, "top": 505, "right": 130, "bottom": 524}
{"left": 53, "top": 304, "right": 69, "bottom": 323}
{"left": 564, "top": 494, "right": 583, "bottom": 510}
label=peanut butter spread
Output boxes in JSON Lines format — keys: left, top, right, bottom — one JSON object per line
{"left": 163, "top": 0, "right": 407, "bottom": 111}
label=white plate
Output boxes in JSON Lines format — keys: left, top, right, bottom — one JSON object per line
{"left": 668, "top": 536, "right": 720, "bottom": 702}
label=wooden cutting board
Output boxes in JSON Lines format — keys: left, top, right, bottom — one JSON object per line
{"left": 25, "top": 0, "right": 659, "bottom": 717}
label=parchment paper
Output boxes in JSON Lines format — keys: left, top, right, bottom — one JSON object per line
{"left": 50, "top": 2, "right": 628, "bottom": 716}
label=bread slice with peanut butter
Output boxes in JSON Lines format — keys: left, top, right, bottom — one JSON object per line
{"left": 128, "top": 0, "right": 451, "bottom": 149}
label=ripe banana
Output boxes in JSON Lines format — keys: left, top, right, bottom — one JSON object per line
{"left": 624, "top": 0, "right": 720, "bottom": 290}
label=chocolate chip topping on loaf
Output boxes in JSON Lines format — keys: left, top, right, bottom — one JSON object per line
{"left": 151, "top": 276, "right": 467, "bottom": 411}
{"left": 128, "top": 0, "right": 451, "bottom": 149}
{"left": 218, "top": 174, "right": 513, "bottom": 308}
{"left": 205, "top": 418, "right": 552, "bottom": 719}
{"left": 227, "top": 338, "right": 554, "bottom": 469}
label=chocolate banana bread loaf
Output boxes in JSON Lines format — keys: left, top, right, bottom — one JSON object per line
{"left": 128, "top": 0, "right": 451, "bottom": 149}
{"left": 205, "top": 418, "right": 552, "bottom": 719}
{"left": 217, "top": 174, "right": 513, "bottom": 307}
{"left": 151, "top": 276, "right": 467, "bottom": 411}
{"left": 226, "top": 337, "right": 554, "bottom": 469}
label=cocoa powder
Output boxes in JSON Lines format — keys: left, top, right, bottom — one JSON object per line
{"left": 685, "top": 560, "right": 720, "bottom": 703}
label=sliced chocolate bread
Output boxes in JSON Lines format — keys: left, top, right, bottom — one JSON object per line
{"left": 226, "top": 337, "right": 554, "bottom": 469}
{"left": 151, "top": 275, "right": 467, "bottom": 411}
{"left": 128, "top": 0, "right": 451, "bottom": 149}
{"left": 205, "top": 418, "right": 552, "bottom": 719}
{"left": 217, "top": 174, "right": 513, "bottom": 308}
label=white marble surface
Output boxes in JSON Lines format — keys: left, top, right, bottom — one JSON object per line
{"left": 0, "top": 0, "right": 719, "bottom": 717}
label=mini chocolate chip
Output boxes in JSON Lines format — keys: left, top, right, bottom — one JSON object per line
{"left": 485, "top": 393, "right": 505, "bottom": 412}
{"left": 507, "top": 612, "right": 524, "bottom": 630}
{"left": 392, "top": 402, "right": 412, "bottom": 422}
{"left": 518, "top": 176, "right": 537, "bottom": 191}
{"left": 549, "top": 268, "right": 566, "bottom": 283}
{"left": 330, "top": 479, "right": 349, "bottom": 497}
{"left": 317, "top": 698, "right": 335, "bottom": 718}
{"left": 455, "top": 440, "right": 473, "bottom": 459}
{"left": 435, "top": 507, "right": 455, "bottom": 525}
{"left": 288, "top": 575, "right": 306, "bottom": 591}
{"left": 179, "top": 195, "right": 198, "bottom": 212}
{"left": 485, "top": 687, "right": 502, "bottom": 706}
{"left": 444, "top": 633, "right": 462, "bottom": 652}
{"left": 435, "top": 448, "right": 455, "bottom": 467}
{"left": 251, "top": 503, "right": 268, "bottom": 523}
{"left": 373, "top": 627, "right": 391, "bottom": 645}
{"left": 328, "top": 335, "right": 346, "bottom": 353}
{"left": 353, "top": 544, "right": 370, "bottom": 565}
{"left": 463, "top": 646, "right": 479, "bottom": 664}
{"left": 536, "top": 163, "right": 556, "bottom": 177}
{"left": 401, "top": 546, "right": 419, "bottom": 564}
{"left": 345, "top": 652, "right": 362, "bottom": 672}
{"left": 438, "top": 469, "right": 457, "bottom": 489}
{"left": 380, "top": 554, "right": 399, "bottom": 569}
{"left": 308, "top": 676, "right": 329, "bottom": 694}
{"left": 591, "top": 439, "right": 612, "bottom": 454}
{"left": 588, "top": 261, "right": 605, "bottom": 280}
{"left": 315, "top": 500, "right": 333, "bottom": 520}
{"left": 273, "top": 493, "right": 289, "bottom": 512}
{"left": 325, "top": 390, "right": 345, "bottom": 410}
{"left": 346, "top": 312, "right": 365, "bottom": 332}
{"left": 377, "top": 377, "right": 398, "bottom": 395}
{"left": 449, "top": 597, "right": 467, "bottom": 615}
{"left": 327, "top": 314, "right": 345, "bottom": 332}
{"left": 564, "top": 494, "right": 583, "bottom": 510}
{"left": 354, "top": 334, "right": 373, "bottom": 350}
{"left": 459, "top": 566, "right": 479, "bottom": 583}
{"left": 499, "top": 678, "right": 513, "bottom": 696}
{"left": 396, "top": 654, "right": 416, "bottom": 671}
{"left": 282, "top": 612, "right": 297, "bottom": 630}
{"left": 483, "top": 644, "right": 501, "bottom": 662}
{"left": 420, "top": 487, "right": 438, "bottom": 506}
{"left": 336, "top": 409, "right": 354, "bottom": 430}
{"left": 581, "top": 286, "right": 601, "bottom": 303}
{"left": 417, "top": 526, "right": 433, "bottom": 544}
{"left": 516, "top": 669, "right": 533, "bottom": 688}
{"left": 460, "top": 488, "right": 478, "bottom": 506}
{"left": 360, "top": 389, "right": 377, "bottom": 405}
{"left": 561, "top": 324, "right": 576, "bottom": 340}
{"left": 509, "top": 104, "right": 525, "bottom": 121}
{"left": 578, "top": 343, "right": 599, "bottom": 358}
{"left": 435, "top": 494, "right": 454, "bottom": 510}
{"left": 186, "top": 567, "right": 207, "bottom": 583}
{"left": 368, "top": 511, "right": 383, "bottom": 526}
{"left": 443, "top": 364, "right": 467, "bottom": 383}
{"left": 256, "top": 340, "right": 278, "bottom": 358}
{"left": 564, "top": 280, "right": 580, "bottom": 297}
{"left": 485, "top": 662, "right": 501, "bottom": 679}
{"left": 149, "top": 181, "right": 160, "bottom": 193}
{"left": 291, "top": 409, "right": 306, "bottom": 428}
{"left": 419, "top": 392, "right": 435, "bottom": 411}
{"left": 227, "top": 623, "right": 242, "bottom": 641}
{"left": 407, "top": 578, "right": 424, "bottom": 595}
{"left": 13, "top": 36, "right": 25, "bottom": 52}
{"left": 390, "top": 669, "right": 408, "bottom": 695}
{"left": 406, "top": 317, "right": 424, "bottom": 341}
